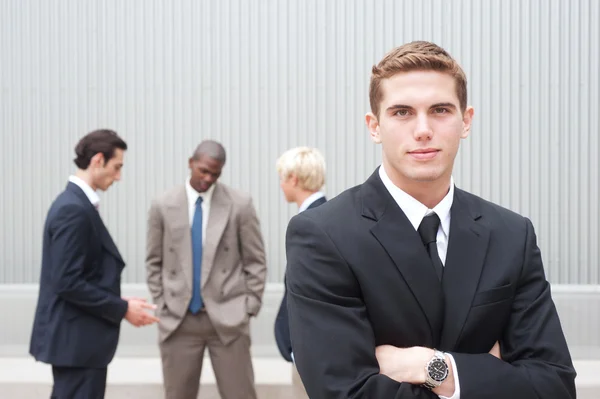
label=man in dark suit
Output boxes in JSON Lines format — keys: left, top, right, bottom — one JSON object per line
{"left": 30, "top": 129, "right": 159, "bottom": 399}
{"left": 274, "top": 146, "right": 327, "bottom": 369}
{"left": 285, "top": 42, "right": 576, "bottom": 398}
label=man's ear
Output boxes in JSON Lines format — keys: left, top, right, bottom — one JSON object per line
{"left": 461, "top": 106, "right": 474, "bottom": 139}
{"left": 290, "top": 174, "right": 299, "bottom": 187}
{"left": 366, "top": 112, "right": 381, "bottom": 144}
{"left": 90, "top": 152, "right": 105, "bottom": 167}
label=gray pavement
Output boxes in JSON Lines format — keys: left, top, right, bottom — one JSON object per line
{"left": 0, "top": 384, "right": 596, "bottom": 399}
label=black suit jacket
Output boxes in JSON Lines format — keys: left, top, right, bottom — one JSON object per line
{"left": 286, "top": 169, "right": 575, "bottom": 398}
{"left": 30, "top": 182, "right": 128, "bottom": 368}
{"left": 275, "top": 195, "right": 327, "bottom": 362}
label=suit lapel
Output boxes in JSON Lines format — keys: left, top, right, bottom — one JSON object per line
{"left": 165, "top": 186, "right": 194, "bottom": 285}
{"left": 201, "top": 184, "right": 231, "bottom": 288}
{"left": 365, "top": 171, "right": 444, "bottom": 345}
{"left": 67, "top": 183, "right": 124, "bottom": 266}
{"left": 439, "top": 189, "right": 490, "bottom": 350}
{"left": 92, "top": 212, "right": 124, "bottom": 266}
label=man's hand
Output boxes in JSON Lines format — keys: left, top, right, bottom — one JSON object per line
{"left": 375, "top": 345, "right": 455, "bottom": 397}
{"left": 123, "top": 296, "right": 148, "bottom": 303}
{"left": 489, "top": 341, "right": 502, "bottom": 359}
{"left": 124, "top": 298, "right": 159, "bottom": 327}
{"left": 375, "top": 345, "right": 432, "bottom": 384}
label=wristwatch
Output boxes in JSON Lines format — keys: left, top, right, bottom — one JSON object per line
{"left": 422, "top": 350, "right": 449, "bottom": 389}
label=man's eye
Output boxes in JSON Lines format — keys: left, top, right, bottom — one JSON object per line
{"left": 434, "top": 108, "right": 449, "bottom": 114}
{"left": 396, "top": 109, "right": 409, "bottom": 116}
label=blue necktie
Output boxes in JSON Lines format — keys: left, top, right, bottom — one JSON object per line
{"left": 189, "top": 196, "right": 204, "bottom": 313}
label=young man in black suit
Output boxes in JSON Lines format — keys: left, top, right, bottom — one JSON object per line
{"left": 285, "top": 42, "right": 576, "bottom": 398}
{"left": 30, "top": 129, "right": 159, "bottom": 399}
{"left": 273, "top": 147, "right": 327, "bottom": 397}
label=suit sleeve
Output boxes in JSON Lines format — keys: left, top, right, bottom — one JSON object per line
{"left": 239, "top": 197, "right": 267, "bottom": 316}
{"left": 449, "top": 218, "right": 576, "bottom": 398}
{"left": 286, "top": 214, "right": 438, "bottom": 399}
{"left": 49, "top": 204, "right": 128, "bottom": 325}
{"left": 145, "top": 199, "right": 164, "bottom": 304}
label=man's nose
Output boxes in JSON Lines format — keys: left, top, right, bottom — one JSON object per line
{"left": 413, "top": 115, "right": 433, "bottom": 141}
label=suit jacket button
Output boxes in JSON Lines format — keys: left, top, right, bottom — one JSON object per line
{"left": 169, "top": 247, "right": 175, "bottom": 252}
{"left": 171, "top": 270, "right": 176, "bottom": 276}
{"left": 222, "top": 269, "right": 227, "bottom": 274}
{"left": 224, "top": 246, "right": 229, "bottom": 252}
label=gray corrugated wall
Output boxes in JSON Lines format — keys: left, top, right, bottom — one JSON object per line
{"left": 1, "top": 0, "right": 598, "bottom": 284}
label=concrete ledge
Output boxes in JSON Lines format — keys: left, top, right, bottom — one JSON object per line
{"left": 0, "top": 283, "right": 285, "bottom": 358}
{"left": 1, "top": 283, "right": 599, "bottom": 389}
{"left": 2, "top": 283, "right": 599, "bottom": 359}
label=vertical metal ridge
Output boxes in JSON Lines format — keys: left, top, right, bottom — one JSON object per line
{"left": 1, "top": 0, "right": 598, "bottom": 284}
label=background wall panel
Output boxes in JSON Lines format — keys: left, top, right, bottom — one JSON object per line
{"left": 0, "top": 0, "right": 598, "bottom": 285}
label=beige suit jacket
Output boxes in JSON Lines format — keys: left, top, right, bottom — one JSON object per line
{"left": 146, "top": 182, "right": 267, "bottom": 344}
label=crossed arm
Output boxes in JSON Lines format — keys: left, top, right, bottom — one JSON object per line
{"left": 375, "top": 339, "right": 501, "bottom": 398}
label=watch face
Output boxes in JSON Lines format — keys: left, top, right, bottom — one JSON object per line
{"left": 428, "top": 359, "right": 448, "bottom": 382}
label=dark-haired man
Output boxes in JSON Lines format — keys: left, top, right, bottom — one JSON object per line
{"left": 30, "top": 129, "right": 159, "bottom": 399}
{"left": 146, "top": 139, "right": 267, "bottom": 399}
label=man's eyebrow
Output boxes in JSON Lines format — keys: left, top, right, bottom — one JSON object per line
{"left": 386, "top": 104, "right": 414, "bottom": 112}
{"left": 430, "top": 102, "right": 457, "bottom": 109}
{"left": 386, "top": 103, "right": 458, "bottom": 112}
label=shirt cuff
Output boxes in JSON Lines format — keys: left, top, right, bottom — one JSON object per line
{"left": 438, "top": 353, "right": 460, "bottom": 399}
{"left": 291, "top": 351, "right": 295, "bottom": 363}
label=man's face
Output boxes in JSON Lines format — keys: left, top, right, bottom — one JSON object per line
{"left": 366, "top": 70, "right": 473, "bottom": 187}
{"left": 189, "top": 155, "right": 223, "bottom": 193}
{"left": 91, "top": 149, "right": 124, "bottom": 191}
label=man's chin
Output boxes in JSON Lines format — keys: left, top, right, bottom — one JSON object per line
{"left": 98, "top": 182, "right": 113, "bottom": 191}
{"left": 406, "top": 169, "right": 446, "bottom": 183}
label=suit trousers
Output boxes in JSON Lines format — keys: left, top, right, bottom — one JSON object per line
{"left": 159, "top": 310, "right": 256, "bottom": 399}
{"left": 51, "top": 366, "right": 107, "bottom": 399}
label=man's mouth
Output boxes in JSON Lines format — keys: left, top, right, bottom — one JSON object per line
{"left": 408, "top": 148, "right": 439, "bottom": 160}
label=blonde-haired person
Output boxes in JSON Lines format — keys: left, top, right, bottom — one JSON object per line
{"left": 285, "top": 41, "right": 575, "bottom": 399}
{"left": 274, "top": 147, "right": 327, "bottom": 397}
{"left": 276, "top": 146, "right": 326, "bottom": 209}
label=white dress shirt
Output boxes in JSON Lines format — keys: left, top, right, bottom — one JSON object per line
{"left": 379, "top": 165, "right": 461, "bottom": 399}
{"left": 298, "top": 191, "right": 326, "bottom": 213}
{"left": 68, "top": 175, "right": 100, "bottom": 208}
{"left": 185, "top": 179, "right": 215, "bottom": 246}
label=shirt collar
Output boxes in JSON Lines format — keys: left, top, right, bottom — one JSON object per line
{"left": 68, "top": 175, "right": 100, "bottom": 207}
{"left": 299, "top": 191, "right": 325, "bottom": 213}
{"left": 378, "top": 165, "right": 454, "bottom": 237}
{"left": 186, "top": 178, "right": 215, "bottom": 206}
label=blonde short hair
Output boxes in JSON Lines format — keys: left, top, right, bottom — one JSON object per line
{"left": 276, "top": 147, "right": 326, "bottom": 192}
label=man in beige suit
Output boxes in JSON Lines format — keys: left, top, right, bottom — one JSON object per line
{"left": 146, "top": 140, "right": 267, "bottom": 399}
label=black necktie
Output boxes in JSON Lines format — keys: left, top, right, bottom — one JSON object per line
{"left": 418, "top": 213, "right": 444, "bottom": 281}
